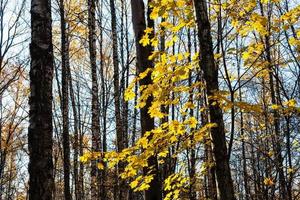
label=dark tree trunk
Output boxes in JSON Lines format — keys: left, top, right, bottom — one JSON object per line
{"left": 59, "top": 0, "right": 71, "bottom": 199}
{"left": 265, "top": 36, "right": 287, "bottom": 200}
{"left": 187, "top": 28, "right": 197, "bottom": 200}
{"left": 238, "top": 54, "right": 250, "bottom": 200}
{"left": 258, "top": 2, "right": 288, "bottom": 198}
{"left": 201, "top": 87, "right": 217, "bottom": 200}
{"left": 66, "top": 51, "right": 82, "bottom": 200}
{"left": 28, "top": 0, "right": 54, "bottom": 199}
{"left": 120, "top": 0, "right": 128, "bottom": 149}
{"left": 68, "top": 64, "right": 80, "bottom": 200}
{"left": 131, "top": 1, "right": 162, "bottom": 200}
{"left": 193, "top": 0, "right": 236, "bottom": 199}
{"left": 96, "top": 1, "right": 107, "bottom": 199}
{"left": 77, "top": 81, "right": 85, "bottom": 200}
{"left": 88, "top": 0, "right": 101, "bottom": 199}
{"left": 109, "top": 0, "right": 127, "bottom": 199}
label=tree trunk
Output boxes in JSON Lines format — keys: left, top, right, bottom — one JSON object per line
{"left": 193, "top": 0, "right": 236, "bottom": 199}
{"left": 28, "top": 0, "right": 54, "bottom": 199}
{"left": 237, "top": 50, "right": 250, "bottom": 200}
{"left": 187, "top": 28, "right": 197, "bottom": 200}
{"left": 131, "top": 1, "right": 162, "bottom": 200}
{"left": 97, "top": 1, "right": 107, "bottom": 199}
{"left": 68, "top": 56, "right": 80, "bottom": 200}
{"left": 59, "top": 0, "right": 71, "bottom": 199}
{"left": 201, "top": 86, "right": 217, "bottom": 200}
{"left": 77, "top": 81, "right": 85, "bottom": 200}
{"left": 260, "top": 4, "right": 287, "bottom": 198}
{"left": 88, "top": 0, "right": 101, "bottom": 199}
{"left": 109, "top": 0, "right": 127, "bottom": 199}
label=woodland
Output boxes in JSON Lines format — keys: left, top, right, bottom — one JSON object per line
{"left": 0, "top": 0, "right": 300, "bottom": 199}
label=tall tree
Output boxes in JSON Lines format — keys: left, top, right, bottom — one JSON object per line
{"left": 68, "top": 64, "right": 81, "bottom": 200}
{"left": 28, "top": 0, "right": 54, "bottom": 199}
{"left": 193, "top": 0, "right": 236, "bottom": 199}
{"left": 59, "top": 0, "right": 71, "bottom": 199}
{"left": 96, "top": 1, "right": 107, "bottom": 199}
{"left": 109, "top": 0, "right": 127, "bottom": 199}
{"left": 131, "top": 0, "right": 162, "bottom": 199}
{"left": 259, "top": 2, "right": 288, "bottom": 199}
{"left": 87, "top": 0, "right": 101, "bottom": 199}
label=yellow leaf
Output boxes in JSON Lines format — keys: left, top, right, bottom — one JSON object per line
{"left": 97, "top": 162, "right": 104, "bottom": 170}
{"left": 170, "top": 135, "right": 178, "bottom": 143}
{"left": 144, "top": 175, "right": 153, "bottom": 183}
{"left": 79, "top": 155, "right": 88, "bottom": 163}
{"left": 138, "top": 183, "right": 150, "bottom": 191}
{"left": 137, "top": 137, "right": 148, "bottom": 148}
{"left": 176, "top": 0, "right": 185, "bottom": 7}
{"left": 185, "top": 117, "right": 198, "bottom": 128}
{"left": 150, "top": 7, "right": 159, "bottom": 20}
{"left": 140, "top": 35, "right": 150, "bottom": 46}
{"left": 124, "top": 89, "right": 135, "bottom": 101}
{"left": 288, "top": 168, "right": 295, "bottom": 174}
{"left": 130, "top": 180, "right": 139, "bottom": 189}
{"left": 144, "top": 27, "right": 153, "bottom": 34}
{"left": 139, "top": 68, "right": 151, "bottom": 79}
{"left": 270, "top": 104, "right": 280, "bottom": 110}
{"left": 264, "top": 177, "right": 274, "bottom": 186}
{"left": 158, "top": 150, "right": 168, "bottom": 158}
{"left": 284, "top": 99, "right": 297, "bottom": 107}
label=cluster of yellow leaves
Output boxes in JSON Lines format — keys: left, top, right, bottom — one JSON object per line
{"left": 289, "top": 37, "right": 300, "bottom": 52}
{"left": 164, "top": 173, "right": 189, "bottom": 200}
{"left": 277, "top": 4, "right": 300, "bottom": 52}
{"left": 270, "top": 99, "right": 300, "bottom": 115}
{"left": 227, "top": 0, "right": 300, "bottom": 56}
{"left": 281, "top": 5, "right": 300, "bottom": 28}
{"left": 200, "top": 161, "right": 215, "bottom": 175}
{"left": 125, "top": 51, "right": 199, "bottom": 120}
{"left": 140, "top": 27, "right": 154, "bottom": 46}
{"left": 241, "top": 42, "right": 273, "bottom": 77}
{"left": 129, "top": 175, "right": 153, "bottom": 192}
{"left": 79, "top": 152, "right": 102, "bottom": 163}
{"left": 225, "top": 0, "right": 288, "bottom": 37}
{"left": 150, "top": 0, "right": 193, "bottom": 20}
{"left": 125, "top": 0, "right": 200, "bottom": 134}
{"left": 243, "top": 13, "right": 268, "bottom": 36}
{"left": 287, "top": 167, "right": 295, "bottom": 174}
{"left": 79, "top": 117, "right": 217, "bottom": 192}
{"left": 209, "top": 91, "right": 263, "bottom": 114}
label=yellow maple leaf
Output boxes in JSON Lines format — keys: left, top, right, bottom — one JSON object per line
{"left": 130, "top": 180, "right": 139, "bottom": 189}
{"left": 264, "top": 177, "right": 274, "bottom": 186}
{"left": 137, "top": 137, "right": 148, "bottom": 148}
{"left": 124, "top": 89, "right": 135, "bottom": 101}
{"left": 284, "top": 99, "right": 297, "bottom": 107}
{"left": 139, "top": 35, "right": 150, "bottom": 46}
{"left": 270, "top": 104, "right": 280, "bottom": 110}
{"left": 97, "top": 162, "right": 104, "bottom": 170}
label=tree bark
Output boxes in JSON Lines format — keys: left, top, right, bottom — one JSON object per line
{"left": 131, "top": 1, "right": 162, "bottom": 200}
{"left": 88, "top": 0, "right": 101, "bottom": 199}
{"left": 77, "top": 81, "right": 85, "bottom": 200}
{"left": 193, "top": 0, "right": 236, "bottom": 199}
{"left": 59, "top": 0, "right": 71, "bottom": 199}
{"left": 259, "top": 2, "right": 287, "bottom": 198}
{"left": 109, "top": 0, "right": 127, "bottom": 199}
{"left": 96, "top": 1, "right": 107, "bottom": 199}
{"left": 28, "top": 0, "right": 54, "bottom": 199}
{"left": 68, "top": 65, "right": 81, "bottom": 200}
